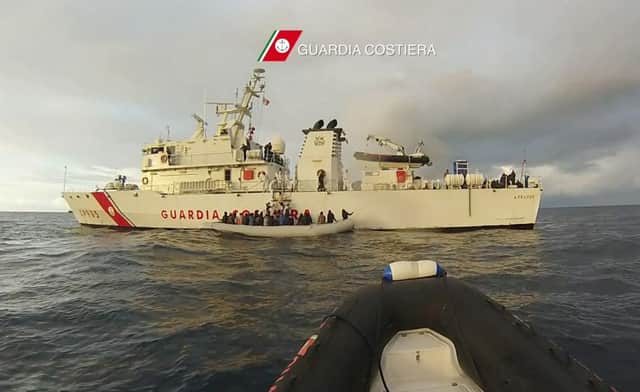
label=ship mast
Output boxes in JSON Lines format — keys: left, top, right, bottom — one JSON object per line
{"left": 214, "top": 68, "right": 266, "bottom": 148}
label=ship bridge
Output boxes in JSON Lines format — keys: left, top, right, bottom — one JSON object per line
{"left": 137, "top": 69, "right": 290, "bottom": 195}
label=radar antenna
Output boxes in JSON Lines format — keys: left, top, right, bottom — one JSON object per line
{"left": 211, "top": 68, "right": 266, "bottom": 148}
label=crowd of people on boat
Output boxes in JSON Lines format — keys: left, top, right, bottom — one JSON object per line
{"left": 220, "top": 206, "right": 353, "bottom": 226}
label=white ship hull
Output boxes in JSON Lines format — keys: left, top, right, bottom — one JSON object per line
{"left": 63, "top": 187, "right": 542, "bottom": 230}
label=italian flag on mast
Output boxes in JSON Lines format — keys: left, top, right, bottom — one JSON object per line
{"left": 258, "top": 30, "right": 303, "bottom": 62}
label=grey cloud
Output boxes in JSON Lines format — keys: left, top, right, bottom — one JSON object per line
{"left": 1, "top": 1, "right": 640, "bottom": 209}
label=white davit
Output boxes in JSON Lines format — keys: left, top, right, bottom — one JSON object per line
{"left": 207, "top": 220, "right": 354, "bottom": 238}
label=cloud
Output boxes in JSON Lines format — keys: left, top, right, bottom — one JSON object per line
{"left": 528, "top": 144, "right": 640, "bottom": 196}
{"left": 1, "top": 1, "right": 639, "bottom": 210}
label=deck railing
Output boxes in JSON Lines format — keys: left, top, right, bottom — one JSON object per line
{"left": 140, "top": 177, "right": 541, "bottom": 195}
{"left": 163, "top": 150, "right": 287, "bottom": 167}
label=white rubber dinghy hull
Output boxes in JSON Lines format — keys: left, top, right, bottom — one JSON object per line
{"left": 207, "top": 220, "right": 354, "bottom": 237}
{"left": 369, "top": 328, "right": 482, "bottom": 392}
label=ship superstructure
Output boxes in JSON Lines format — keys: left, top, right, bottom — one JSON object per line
{"left": 139, "top": 68, "right": 289, "bottom": 195}
{"left": 295, "top": 119, "right": 347, "bottom": 192}
{"left": 63, "top": 69, "right": 542, "bottom": 230}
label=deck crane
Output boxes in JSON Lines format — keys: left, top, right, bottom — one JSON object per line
{"left": 366, "top": 135, "right": 407, "bottom": 155}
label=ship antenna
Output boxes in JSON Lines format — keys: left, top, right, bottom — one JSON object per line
{"left": 211, "top": 68, "right": 265, "bottom": 146}
{"left": 166, "top": 125, "right": 171, "bottom": 141}
{"left": 203, "top": 88, "right": 207, "bottom": 137}
{"left": 520, "top": 147, "right": 527, "bottom": 182}
{"left": 63, "top": 165, "right": 67, "bottom": 193}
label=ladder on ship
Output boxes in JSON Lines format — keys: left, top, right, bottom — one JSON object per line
{"left": 272, "top": 190, "right": 292, "bottom": 204}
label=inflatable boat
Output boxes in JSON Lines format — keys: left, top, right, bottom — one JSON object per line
{"left": 353, "top": 151, "right": 432, "bottom": 167}
{"left": 269, "top": 261, "right": 614, "bottom": 392}
{"left": 208, "top": 220, "right": 354, "bottom": 238}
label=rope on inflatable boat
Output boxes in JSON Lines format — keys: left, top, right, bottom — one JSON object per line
{"left": 321, "top": 308, "right": 391, "bottom": 392}
{"left": 376, "top": 281, "right": 391, "bottom": 392}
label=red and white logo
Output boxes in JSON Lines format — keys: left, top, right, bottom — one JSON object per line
{"left": 258, "top": 30, "right": 303, "bottom": 62}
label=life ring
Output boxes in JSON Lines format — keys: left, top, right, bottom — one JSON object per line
{"left": 257, "top": 171, "right": 267, "bottom": 179}
{"left": 142, "top": 177, "right": 149, "bottom": 185}
{"left": 161, "top": 154, "right": 168, "bottom": 163}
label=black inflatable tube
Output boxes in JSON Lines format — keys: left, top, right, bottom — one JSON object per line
{"left": 353, "top": 152, "right": 432, "bottom": 166}
{"left": 269, "top": 277, "right": 615, "bottom": 392}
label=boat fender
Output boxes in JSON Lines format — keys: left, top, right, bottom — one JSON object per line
{"left": 383, "top": 260, "right": 446, "bottom": 281}
{"left": 142, "top": 177, "right": 149, "bottom": 185}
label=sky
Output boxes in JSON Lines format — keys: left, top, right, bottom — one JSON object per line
{"left": 1, "top": 0, "right": 639, "bottom": 210}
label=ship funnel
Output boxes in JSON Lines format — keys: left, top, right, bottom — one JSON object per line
{"left": 313, "top": 119, "right": 324, "bottom": 129}
{"left": 327, "top": 119, "right": 338, "bottom": 129}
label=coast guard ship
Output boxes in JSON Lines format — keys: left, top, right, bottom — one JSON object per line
{"left": 63, "top": 68, "right": 542, "bottom": 230}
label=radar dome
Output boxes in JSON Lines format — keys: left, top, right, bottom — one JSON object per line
{"left": 271, "top": 136, "right": 286, "bottom": 154}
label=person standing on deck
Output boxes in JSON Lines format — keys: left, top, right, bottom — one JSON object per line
{"left": 241, "top": 143, "right": 249, "bottom": 161}
{"left": 264, "top": 142, "right": 272, "bottom": 161}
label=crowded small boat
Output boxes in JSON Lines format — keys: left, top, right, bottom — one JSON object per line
{"left": 208, "top": 204, "right": 355, "bottom": 237}
{"left": 209, "top": 219, "right": 354, "bottom": 238}
{"left": 217, "top": 206, "right": 352, "bottom": 226}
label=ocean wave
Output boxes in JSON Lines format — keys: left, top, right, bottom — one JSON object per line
{"left": 1, "top": 207, "right": 639, "bottom": 390}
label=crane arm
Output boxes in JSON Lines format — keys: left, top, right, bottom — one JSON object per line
{"left": 366, "top": 134, "right": 406, "bottom": 155}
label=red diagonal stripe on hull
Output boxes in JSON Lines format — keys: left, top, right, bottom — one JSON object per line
{"left": 91, "top": 192, "right": 132, "bottom": 227}
{"left": 104, "top": 192, "right": 134, "bottom": 226}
